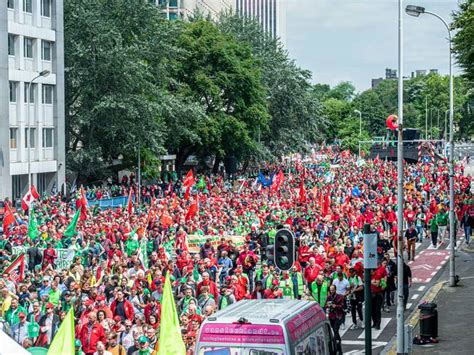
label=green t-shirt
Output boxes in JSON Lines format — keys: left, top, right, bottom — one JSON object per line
{"left": 49, "top": 288, "right": 62, "bottom": 306}
{"left": 436, "top": 212, "right": 448, "bottom": 226}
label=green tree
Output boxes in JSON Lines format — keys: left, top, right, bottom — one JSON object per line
{"left": 173, "top": 20, "right": 269, "bottom": 171}
{"left": 65, "top": 0, "right": 170, "bottom": 180}
{"left": 217, "top": 14, "right": 327, "bottom": 159}
{"left": 452, "top": 0, "right": 474, "bottom": 87}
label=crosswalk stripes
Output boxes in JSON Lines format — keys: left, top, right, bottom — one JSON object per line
{"left": 357, "top": 317, "right": 391, "bottom": 339}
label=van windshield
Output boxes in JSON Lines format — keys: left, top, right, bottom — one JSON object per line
{"left": 199, "top": 347, "right": 284, "bottom": 355}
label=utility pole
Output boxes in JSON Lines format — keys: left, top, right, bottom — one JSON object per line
{"left": 137, "top": 142, "right": 141, "bottom": 206}
{"left": 425, "top": 96, "right": 428, "bottom": 139}
{"left": 396, "top": 0, "right": 406, "bottom": 353}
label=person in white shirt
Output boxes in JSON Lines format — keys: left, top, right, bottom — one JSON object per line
{"left": 332, "top": 271, "right": 350, "bottom": 330}
{"left": 11, "top": 312, "right": 29, "bottom": 345}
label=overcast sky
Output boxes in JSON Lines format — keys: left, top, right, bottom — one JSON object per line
{"left": 286, "top": 0, "right": 461, "bottom": 92}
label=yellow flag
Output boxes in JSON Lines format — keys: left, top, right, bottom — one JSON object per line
{"left": 47, "top": 308, "right": 75, "bottom": 355}
{"left": 157, "top": 273, "right": 186, "bottom": 355}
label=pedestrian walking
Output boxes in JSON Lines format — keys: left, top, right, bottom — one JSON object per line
{"left": 348, "top": 268, "right": 364, "bottom": 329}
{"left": 405, "top": 224, "right": 418, "bottom": 261}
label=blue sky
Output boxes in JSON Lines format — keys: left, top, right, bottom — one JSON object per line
{"left": 286, "top": 0, "right": 461, "bottom": 92}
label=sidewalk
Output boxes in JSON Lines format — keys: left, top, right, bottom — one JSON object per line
{"left": 412, "top": 245, "right": 474, "bottom": 355}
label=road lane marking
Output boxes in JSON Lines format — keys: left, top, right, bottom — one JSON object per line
{"left": 358, "top": 318, "right": 390, "bottom": 339}
{"left": 411, "top": 294, "right": 419, "bottom": 300}
{"left": 417, "top": 286, "right": 425, "bottom": 291}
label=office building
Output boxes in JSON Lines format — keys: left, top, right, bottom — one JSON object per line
{"left": 0, "top": 0, "right": 65, "bottom": 200}
{"left": 154, "top": 0, "right": 232, "bottom": 20}
{"left": 235, "top": 0, "right": 286, "bottom": 44}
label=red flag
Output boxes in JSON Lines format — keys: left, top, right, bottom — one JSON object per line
{"left": 272, "top": 169, "right": 285, "bottom": 191}
{"left": 185, "top": 195, "right": 199, "bottom": 221}
{"left": 2, "top": 202, "right": 16, "bottom": 233}
{"left": 322, "top": 192, "right": 331, "bottom": 216}
{"left": 75, "top": 187, "right": 88, "bottom": 221}
{"left": 341, "top": 149, "right": 350, "bottom": 158}
{"left": 183, "top": 169, "right": 195, "bottom": 188}
{"left": 184, "top": 186, "right": 191, "bottom": 200}
{"left": 5, "top": 254, "right": 25, "bottom": 282}
{"left": 374, "top": 154, "right": 380, "bottom": 165}
{"left": 160, "top": 209, "right": 173, "bottom": 226}
{"left": 167, "top": 182, "right": 173, "bottom": 196}
{"left": 298, "top": 179, "right": 306, "bottom": 203}
{"left": 127, "top": 189, "right": 133, "bottom": 215}
{"left": 171, "top": 193, "right": 178, "bottom": 210}
{"left": 22, "top": 185, "right": 40, "bottom": 211}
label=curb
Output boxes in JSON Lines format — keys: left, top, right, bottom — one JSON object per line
{"left": 383, "top": 280, "right": 446, "bottom": 355}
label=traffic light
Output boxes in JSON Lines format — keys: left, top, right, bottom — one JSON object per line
{"left": 274, "top": 229, "right": 295, "bottom": 271}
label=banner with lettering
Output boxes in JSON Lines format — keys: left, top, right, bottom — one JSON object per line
{"left": 187, "top": 235, "right": 245, "bottom": 253}
{"left": 12, "top": 247, "right": 75, "bottom": 270}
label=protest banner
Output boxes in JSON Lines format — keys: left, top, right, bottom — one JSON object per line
{"left": 12, "top": 247, "right": 75, "bottom": 270}
{"left": 187, "top": 235, "right": 245, "bottom": 253}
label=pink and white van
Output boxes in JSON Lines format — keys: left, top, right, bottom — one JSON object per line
{"left": 195, "top": 299, "right": 338, "bottom": 355}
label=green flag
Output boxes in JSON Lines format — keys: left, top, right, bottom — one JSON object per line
{"left": 126, "top": 228, "right": 139, "bottom": 256}
{"left": 47, "top": 308, "right": 75, "bottom": 355}
{"left": 197, "top": 176, "right": 206, "bottom": 189}
{"left": 193, "top": 263, "right": 200, "bottom": 282}
{"left": 28, "top": 208, "right": 39, "bottom": 240}
{"left": 64, "top": 207, "right": 81, "bottom": 238}
{"left": 157, "top": 274, "right": 186, "bottom": 355}
{"left": 138, "top": 236, "right": 149, "bottom": 268}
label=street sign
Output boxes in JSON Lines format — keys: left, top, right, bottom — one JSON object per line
{"left": 363, "top": 233, "right": 378, "bottom": 269}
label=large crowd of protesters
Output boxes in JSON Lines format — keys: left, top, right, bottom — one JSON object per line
{"left": 0, "top": 149, "right": 472, "bottom": 355}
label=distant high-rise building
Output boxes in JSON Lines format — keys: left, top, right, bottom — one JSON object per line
{"left": 153, "top": 1, "right": 286, "bottom": 44}
{"left": 416, "top": 69, "right": 427, "bottom": 77}
{"left": 153, "top": 0, "right": 232, "bottom": 20}
{"left": 385, "top": 68, "right": 397, "bottom": 80}
{"left": 235, "top": 0, "right": 286, "bottom": 44}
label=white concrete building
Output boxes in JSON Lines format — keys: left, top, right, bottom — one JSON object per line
{"left": 154, "top": 0, "right": 233, "bottom": 20}
{"left": 235, "top": 0, "right": 287, "bottom": 45}
{"left": 155, "top": 0, "right": 286, "bottom": 45}
{"left": 0, "top": 0, "right": 65, "bottom": 200}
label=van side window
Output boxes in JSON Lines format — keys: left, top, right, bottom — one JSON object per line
{"left": 294, "top": 326, "right": 327, "bottom": 355}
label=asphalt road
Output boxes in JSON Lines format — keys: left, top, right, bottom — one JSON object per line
{"left": 340, "top": 236, "right": 463, "bottom": 355}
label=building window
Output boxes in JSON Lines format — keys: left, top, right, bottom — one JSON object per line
{"left": 9, "top": 82, "right": 17, "bottom": 102}
{"left": 42, "top": 41, "right": 52, "bottom": 61}
{"left": 24, "top": 37, "right": 34, "bottom": 58}
{"left": 8, "top": 0, "right": 15, "bottom": 9}
{"left": 42, "top": 85, "right": 54, "bottom": 104}
{"left": 42, "top": 128, "right": 53, "bottom": 148}
{"left": 23, "top": 0, "right": 32, "bottom": 13}
{"left": 8, "top": 34, "right": 16, "bottom": 56}
{"left": 10, "top": 128, "right": 18, "bottom": 149}
{"left": 12, "top": 175, "right": 22, "bottom": 200}
{"left": 24, "top": 84, "right": 35, "bottom": 103}
{"left": 25, "top": 128, "right": 36, "bottom": 148}
{"left": 41, "top": 0, "right": 51, "bottom": 17}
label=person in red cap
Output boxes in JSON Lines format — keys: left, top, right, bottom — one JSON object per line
{"left": 79, "top": 311, "right": 106, "bottom": 355}
{"left": 95, "top": 295, "right": 113, "bottom": 319}
{"left": 196, "top": 271, "right": 219, "bottom": 302}
{"left": 11, "top": 311, "right": 29, "bottom": 345}
{"left": 36, "top": 303, "right": 59, "bottom": 347}
{"left": 79, "top": 299, "right": 96, "bottom": 327}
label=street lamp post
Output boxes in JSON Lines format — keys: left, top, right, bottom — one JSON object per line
{"left": 406, "top": 4, "right": 456, "bottom": 288}
{"left": 27, "top": 70, "right": 50, "bottom": 189}
{"left": 396, "top": 1, "right": 405, "bottom": 354}
{"left": 354, "top": 109, "right": 362, "bottom": 158}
